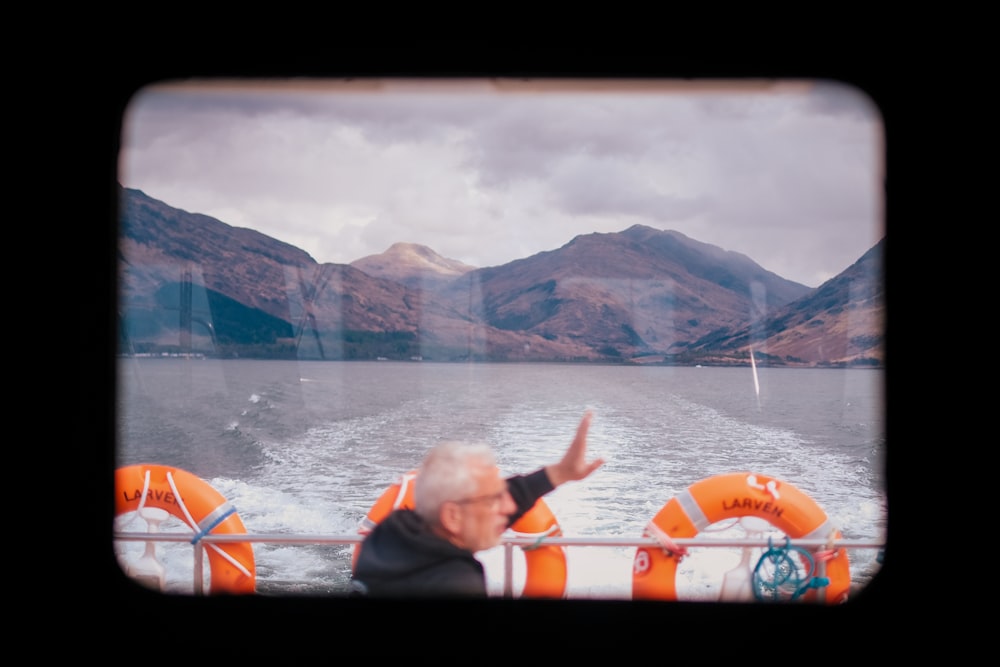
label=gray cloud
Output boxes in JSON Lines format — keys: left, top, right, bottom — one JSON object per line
{"left": 119, "top": 78, "right": 884, "bottom": 287}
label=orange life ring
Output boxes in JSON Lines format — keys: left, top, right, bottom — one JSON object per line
{"left": 115, "top": 464, "right": 256, "bottom": 594}
{"left": 353, "top": 470, "right": 567, "bottom": 598}
{"left": 632, "top": 472, "right": 850, "bottom": 603}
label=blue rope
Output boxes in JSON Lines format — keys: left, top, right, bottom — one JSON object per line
{"left": 522, "top": 532, "right": 553, "bottom": 551}
{"left": 752, "top": 536, "right": 827, "bottom": 602}
{"left": 189, "top": 506, "right": 236, "bottom": 545}
{"left": 517, "top": 525, "right": 560, "bottom": 552}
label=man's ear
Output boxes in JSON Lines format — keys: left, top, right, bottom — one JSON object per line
{"left": 439, "top": 501, "right": 462, "bottom": 534}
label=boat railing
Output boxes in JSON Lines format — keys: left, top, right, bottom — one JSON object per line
{"left": 113, "top": 531, "right": 886, "bottom": 597}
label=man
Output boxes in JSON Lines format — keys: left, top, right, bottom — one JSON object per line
{"left": 350, "top": 411, "right": 603, "bottom": 597}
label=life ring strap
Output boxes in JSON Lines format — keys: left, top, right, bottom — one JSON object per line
{"left": 510, "top": 524, "right": 561, "bottom": 551}
{"left": 676, "top": 488, "right": 709, "bottom": 532}
{"left": 190, "top": 502, "right": 237, "bottom": 544}
{"left": 162, "top": 470, "right": 256, "bottom": 583}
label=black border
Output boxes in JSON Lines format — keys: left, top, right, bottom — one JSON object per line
{"left": 83, "top": 50, "right": 903, "bottom": 656}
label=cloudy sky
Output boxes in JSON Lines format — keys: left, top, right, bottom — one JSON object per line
{"left": 118, "top": 77, "right": 884, "bottom": 288}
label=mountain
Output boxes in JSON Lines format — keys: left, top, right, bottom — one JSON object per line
{"left": 118, "top": 187, "right": 598, "bottom": 361}
{"left": 431, "top": 224, "right": 815, "bottom": 363}
{"left": 687, "top": 239, "right": 885, "bottom": 366}
{"left": 117, "top": 185, "right": 884, "bottom": 366}
{"left": 351, "top": 242, "right": 476, "bottom": 289}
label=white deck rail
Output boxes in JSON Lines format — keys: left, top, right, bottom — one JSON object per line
{"left": 113, "top": 531, "right": 885, "bottom": 597}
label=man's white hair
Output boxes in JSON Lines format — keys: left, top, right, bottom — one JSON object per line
{"left": 414, "top": 441, "right": 496, "bottom": 524}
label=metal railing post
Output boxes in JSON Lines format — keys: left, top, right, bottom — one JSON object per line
{"left": 503, "top": 542, "right": 514, "bottom": 598}
{"left": 193, "top": 543, "right": 205, "bottom": 595}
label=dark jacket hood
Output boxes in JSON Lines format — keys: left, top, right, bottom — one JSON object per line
{"left": 351, "top": 509, "right": 486, "bottom": 597}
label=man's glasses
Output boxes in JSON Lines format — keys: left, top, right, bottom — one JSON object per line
{"left": 452, "top": 484, "right": 508, "bottom": 509}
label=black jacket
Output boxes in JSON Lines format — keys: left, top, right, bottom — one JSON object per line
{"left": 350, "top": 468, "right": 554, "bottom": 598}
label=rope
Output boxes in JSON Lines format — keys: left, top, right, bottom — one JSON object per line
{"left": 166, "top": 470, "right": 200, "bottom": 532}
{"left": 752, "top": 536, "right": 829, "bottom": 602}
{"left": 138, "top": 469, "right": 151, "bottom": 512}
{"left": 701, "top": 517, "right": 741, "bottom": 533}
{"left": 645, "top": 520, "right": 689, "bottom": 558}
{"left": 813, "top": 549, "right": 837, "bottom": 563}
{"left": 394, "top": 473, "right": 416, "bottom": 510}
{"left": 166, "top": 470, "right": 253, "bottom": 581}
{"left": 513, "top": 524, "right": 560, "bottom": 551}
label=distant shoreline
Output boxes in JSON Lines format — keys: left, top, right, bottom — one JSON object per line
{"left": 115, "top": 353, "right": 883, "bottom": 370}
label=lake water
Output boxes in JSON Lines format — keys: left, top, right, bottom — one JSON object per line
{"left": 113, "top": 358, "right": 887, "bottom": 600}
